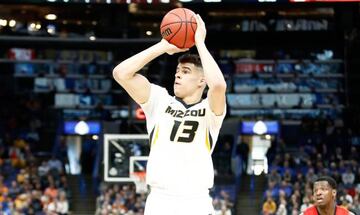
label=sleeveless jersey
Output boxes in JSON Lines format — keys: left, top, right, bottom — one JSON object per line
{"left": 302, "top": 205, "right": 350, "bottom": 215}
{"left": 140, "top": 84, "right": 226, "bottom": 193}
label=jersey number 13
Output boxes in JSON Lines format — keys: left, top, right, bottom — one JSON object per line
{"left": 170, "top": 120, "right": 199, "bottom": 143}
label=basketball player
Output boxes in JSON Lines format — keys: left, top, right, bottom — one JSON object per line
{"left": 113, "top": 14, "right": 226, "bottom": 215}
{"left": 301, "top": 176, "right": 355, "bottom": 215}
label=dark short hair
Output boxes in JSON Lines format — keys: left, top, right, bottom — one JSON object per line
{"left": 313, "top": 176, "right": 337, "bottom": 190}
{"left": 178, "top": 53, "right": 202, "bottom": 68}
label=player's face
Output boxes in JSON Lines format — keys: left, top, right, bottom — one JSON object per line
{"left": 313, "top": 181, "right": 336, "bottom": 207}
{"left": 174, "top": 62, "right": 204, "bottom": 98}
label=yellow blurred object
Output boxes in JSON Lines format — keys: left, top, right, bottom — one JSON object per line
{"left": 14, "top": 138, "right": 27, "bottom": 149}
{"left": 11, "top": 158, "right": 26, "bottom": 168}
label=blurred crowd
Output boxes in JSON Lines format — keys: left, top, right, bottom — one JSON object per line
{"left": 95, "top": 183, "right": 146, "bottom": 215}
{"left": 0, "top": 89, "right": 69, "bottom": 214}
{"left": 0, "top": 145, "right": 69, "bottom": 214}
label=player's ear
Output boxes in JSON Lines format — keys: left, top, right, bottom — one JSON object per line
{"left": 332, "top": 189, "right": 336, "bottom": 198}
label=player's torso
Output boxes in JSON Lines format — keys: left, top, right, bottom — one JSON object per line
{"left": 150, "top": 97, "right": 212, "bottom": 156}
{"left": 146, "top": 97, "right": 215, "bottom": 190}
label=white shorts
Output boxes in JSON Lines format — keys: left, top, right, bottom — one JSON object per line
{"left": 144, "top": 187, "right": 215, "bottom": 215}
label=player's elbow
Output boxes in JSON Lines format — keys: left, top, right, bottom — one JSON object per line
{"left": 112, "top": 65, "right": 122, "bottom": 80}
{"left": 212, "top": 80, "right": 227, "bottom": 93}
{"left": 112, "top": 65, "right": 130, "bottom": 81}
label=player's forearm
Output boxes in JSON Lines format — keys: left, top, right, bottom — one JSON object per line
{"left": 196, "top": 42, "right": 227, "bottom": 91}
{"left": 113, "top": 42, "right": 165, "bottom": 81}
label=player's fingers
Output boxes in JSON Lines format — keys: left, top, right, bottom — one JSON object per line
{"left": 170, "top": 43, "right": 189, "bottom": 52}
{"left": 179, "top": 48, "right": 189, "bottom": 52}
{"left": 194, "top": 14, "right": 200, "bottom": 24}
{"left": 196, "top": 14, "right": 205, "bottom": 26}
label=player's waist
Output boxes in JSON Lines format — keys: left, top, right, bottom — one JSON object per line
{"left": 149, "top": 186, "right": 210, "bottom": 198}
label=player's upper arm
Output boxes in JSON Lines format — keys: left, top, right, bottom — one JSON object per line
{"left": 113, "top": 70, "right": 151, "bottom": 105}
{"left": 207, "top": 82, "right": 227, "bottom": 116}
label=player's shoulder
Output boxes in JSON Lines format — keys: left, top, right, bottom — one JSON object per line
{"left": 301, "top": 205, "right": 316, "bottom": 215}
{"left": 149, "top": 84, "right": 172, "bottom": 103}
{"left": 150, "top": 83, "right": 169, "bottom": 95}
{"left": 336, "top": 206, "right": 355, "bottom": 215}
{"left": 199, "top": 97, "right": 210, "bottom": 107}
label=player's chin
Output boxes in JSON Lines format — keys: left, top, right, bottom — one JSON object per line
{"left": 174, "top": 89, "right": 183, "bottom": 98}
{"left": 315, "top": 199, "right": 326, "bottom": 206}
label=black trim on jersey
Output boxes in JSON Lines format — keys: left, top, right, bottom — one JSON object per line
{"left": 149, "top": 126, "right": 155, "bottom": 146}
{"left": 209, "top": 131, "right": 213, "bottom": 151}
{"left": 175, "top": 97, "right": 202, "bottom": 109}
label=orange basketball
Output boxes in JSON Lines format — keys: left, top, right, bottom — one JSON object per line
{"left": 160, "top": 8, "right": 197, "bottom": 49}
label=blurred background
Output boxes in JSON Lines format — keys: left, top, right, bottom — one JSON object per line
{"left": 0, "top": 0, "right": 359, "bottom": 214}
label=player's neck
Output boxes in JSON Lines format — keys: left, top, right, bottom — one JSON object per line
{"left": 316, "top": 203, "right": 336, "bottom": 215}
{"left": 180, "top": 92, "right": 202, "bottom": 106}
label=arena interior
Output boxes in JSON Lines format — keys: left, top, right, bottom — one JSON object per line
{"left": 0, "top": 0, "right": 359, "bottom": 214}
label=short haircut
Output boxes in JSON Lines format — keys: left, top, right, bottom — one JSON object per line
{"left": 178, "top": 53, "right": 202, "bottom": 68}
{"left": 313, "top": 176, "right": 337, "bottom": 190}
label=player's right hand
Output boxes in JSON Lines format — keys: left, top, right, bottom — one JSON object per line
{"left": 194, "top": 14, "right": 206, "bottom": 46}
{"left": 159, "top": 39, "right": 189, "bottom": 55}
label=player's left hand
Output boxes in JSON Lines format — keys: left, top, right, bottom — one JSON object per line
{"left": 159, "top": 39, "right": 189, "bottom": 55}
{"left": 194, "top": 14, "right": 206, "bottom": 46}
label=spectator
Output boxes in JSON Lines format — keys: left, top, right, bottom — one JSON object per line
{"left": 288, "top": 194, "right": 300, "bottom": 213}
{"left": 268, "top": 169, "right": 282, "bottom": 186}
{"left": 48, "top": 156, "right": 63, "bottom": 174}
{"left": 283, "top": 169, "right": 293, "bottom": 184}
{"left": 279, "top": 181, "right": 292, "bottom": 198}
{"left": 7, "top": 180, "right": 21, "bottom": 199}
{"left": 44, "top": 182, "right": 58, "bottom": 200}
{"left": 16, "top": 168, "right": 29, "bottom": 184}
{"left": 276, "top": 198, "right": 287, "bottom": 215}
{"left": 28, "top": 190, "right": 43, "bottom": 214}
{"left": 14, "top": 193, "right": 28, "bottom": 212}
{"left": 0, "top": 196, "right": 12, "bottom": 215}
{"left": 57, "top": 191, "right": 69, "bottom": 215}
{"left": 264, "top": 181, "right": 279, "bottom": 199}
{"left": 299, "top": 196, "right": 312, "bottom": 213}
{"left": 46, "top": 196, "right": 58, "bottom": 215}
{"left": 305, "top": 168, "right": 317, "bottom": 183}
{"left": 342, "top": 168, "right": 355, "bottom": 188}
{"left": 38, "top": 161, "right": 50, "bottom": 177}
{"left": 263, "top": 196, "right": 277, "bottom": 215}
{"left": 339, "top": 194, "right": 353, "bottom": 210}
{"left": 0, "top": 178, "right": 9, "bottom": 196}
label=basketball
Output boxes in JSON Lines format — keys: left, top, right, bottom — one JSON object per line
{"left": 160, "top": 8, "right": 197, "bottom": 49}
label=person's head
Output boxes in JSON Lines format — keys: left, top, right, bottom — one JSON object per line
{"left": 312, "top": 176, "right": 337, "bottom": 208}
{"left": 281, "top": 180, "right": 288, "bottom": 187}
{"left": 174, "top": 53, "right": 205, "bottom": 100}
{"left": 266, "top": 195, "right": 273, "bottom": 202}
